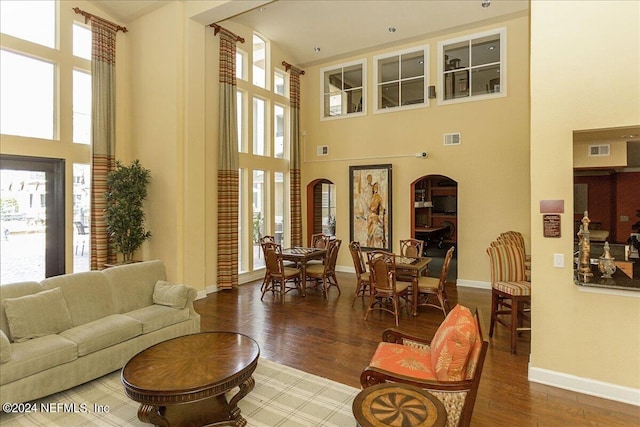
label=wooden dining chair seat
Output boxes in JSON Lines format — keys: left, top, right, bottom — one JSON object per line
{"left": 305, "top": 239, "right": 341, "bottom": 298}
{"left": 365, "top": 250, "right": 410, "bottom": 326}
{"left": 349, "top": 241, "right": 370, "bottom": 306}
{"left": 417, "top": 246, "right": 454, "bottom": 316}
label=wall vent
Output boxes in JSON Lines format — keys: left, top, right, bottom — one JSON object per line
{"left": 444, "top": 132, "right": 461, "bottom": 146}
{"left": 588, "top": 144, "right": 610, "bottom": 156}
{"left": 317, "top": 145, "right": 329, "bottom": 156}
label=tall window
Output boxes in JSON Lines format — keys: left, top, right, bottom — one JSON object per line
{"left": 0, "top": 0, "right": 55, "bottom": 48}
{"left": 252, "top": 34, "right": 266, "bottom": 88}
{"left": 439, "top": 28, "right": 505, "bottom": 102}
{"left": 73, "top": 70, "right": 91, "bottom": 144}
{"left": 321, "top": 60, "right": 365, "bottom": 119}
{"left": 274, "top": 104, "right": 285, "bottom": 159}
{"left": 374, "top": 46, "right": 428, "bottom": 112}
{"left": 274, "top": 69, "right": 286, "bottom": 96}
{"left": 252, "top": 170, "right": 265, "bottom": 270}
{"left": 252, "top": 97, "right": 266, "bottom": 156}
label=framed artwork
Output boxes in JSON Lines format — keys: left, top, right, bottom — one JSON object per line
{"left": 349, "top": 164, "right": 392, "bottom": 252}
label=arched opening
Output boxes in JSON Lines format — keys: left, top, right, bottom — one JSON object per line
{"left": 306, "top": 179, "right": 336, "bottom": 246}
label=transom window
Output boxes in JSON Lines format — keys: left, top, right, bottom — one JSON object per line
{"left": 439, "top": 28, "right": 505, "bottom": 103}
{"left": 321, "top": 60, "right": 365, "bottom": 119}
{"left": 374, "top": 46, "right": 428, "bottom": 112}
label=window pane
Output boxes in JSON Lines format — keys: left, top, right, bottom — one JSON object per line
{"left": 73, "top": 163, "right": 90, "bottom": 272}
{"left": 444, "top": 41, "right": 469, "bottom": 70}
{"left": 73, "top": 70, "right": 91, "bottom": 144}
{"left": 378, "top": 56, "right": 399, "bottom": 83}
{"left": 471, "top": 34, "right": 500, "bottom": 67}
{"left": 252, "top": 35, "right": 266, "bottom": 88}
{"left": 253, "top": 97, "right": 265, "bottom": 156}
{"left": 0, "top": 0, "right": 55, "bottom": 48}
{"left": 401, "top": 51, "right": 424, "bottom": 79}
{"left": 1, "top": 50, "right": 54, "bottom": 139}
{"left": 274, "top": 70, "right": 286, "bottom": 96}
{"left": 343, "top": 64, "right": 363, "bottom": 89}
{"left": 236, "top": 50, "right": 245, "bottom": 80}
{"left": 252, "top": 170, "right": 265, "bottom": 270}
{"left": 379, "top": 83, "right": 399, "bottom": 109}
{"left": 401, "top": 79, "right": 424, "bottom": 106}
{"left": 346, "top": 88, "right": 363, "bottom": 113}
{"left": 237, "top": 91, "right": 244, "bottom": 151}
{"left": 471, "top": 65, "right": 501, "bottom": 95}
{"left": 274, "top": 105, "right": 285, "bottom": 159}
{"left": 73, "top": 24, "right": 91, "bottom": 60}
{"left": 444, "top": 70, "right": 469, "bottom": 100}
{"left": 238, "top": 170, "right": 244, "bottom": 272}
{"left": 275, "top": 172, "right": 285, "bottom": 245}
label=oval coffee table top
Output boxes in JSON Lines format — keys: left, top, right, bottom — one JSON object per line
{"left": 353, "top": 382, "right": 447, "bottom": 427}
{"left": 122, "top": 332, "right": 260, "bottom": 399}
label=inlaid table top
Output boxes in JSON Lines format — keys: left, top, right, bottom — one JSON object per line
{"left": 353, "top": 382, "right": 447, "bottom": 427}
{"left": 122, "top": 331, "right": 260, "bottom": 426}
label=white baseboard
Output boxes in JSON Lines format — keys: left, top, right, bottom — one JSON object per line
{"left": 456, "top": 279, "right": 491, "bottom": 289}
{"left": 528, "top": 365, "right": 640, "bottom": 406}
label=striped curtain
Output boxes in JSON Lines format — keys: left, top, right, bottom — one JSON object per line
{"left": 216, "top": 29, "right": 240, "bottom": 290}
{"left": 89, "top": 18, "right": 118, "bottom": 270}
{"left": 288, "top": 67, "right": 303, "bottom": 247}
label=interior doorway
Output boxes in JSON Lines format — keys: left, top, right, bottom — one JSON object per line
{"left": 306, "top": 179, "right": 336, "bottom": 246}
{"left": 1, "top": 155, "right": 65, "bottom": 284}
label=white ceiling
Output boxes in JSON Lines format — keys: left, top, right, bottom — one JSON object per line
{"left": 88, "top": 0, "right": 529, "bottom": 67}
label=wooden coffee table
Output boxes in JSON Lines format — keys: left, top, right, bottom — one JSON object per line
{"left": 353, "top": 382, "right": 447, "bottom": 427}
{"left": 121, "top": 332, "right": 260, "bottom": 426}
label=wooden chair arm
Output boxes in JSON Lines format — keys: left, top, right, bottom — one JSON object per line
{"left": 382, "top": 328, "right": 433, "bottom": 346}
{"left": 360, "top": 366, "right": 472, "bottom": 392}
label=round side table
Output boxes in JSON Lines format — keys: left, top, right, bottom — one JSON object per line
{"left": 353, "top": 382, "right": 447, "bottom": 427}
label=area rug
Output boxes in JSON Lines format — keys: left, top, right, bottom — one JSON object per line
{"left": 0, "top": 358, "right": 360, "bottom": 427}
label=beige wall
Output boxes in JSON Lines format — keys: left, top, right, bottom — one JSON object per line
{"left": 530, "top": 0, "right": 640, "bottom": 396}
{"left": 300, "top": 15, "right": 531, "bottom": 285}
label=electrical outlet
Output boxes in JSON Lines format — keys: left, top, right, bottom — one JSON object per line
{"left": 553, "top": 253, "right": 564, "bottom": 268}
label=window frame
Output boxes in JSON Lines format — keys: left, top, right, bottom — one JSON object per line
{"left": 320, "top": 59, "right": 367, "bottom": 120}
{"left": 373, "top": 45, "right": 429, "bottom": 114}
{"left": 437, "top": 27, "right": 506, "bottom": 105}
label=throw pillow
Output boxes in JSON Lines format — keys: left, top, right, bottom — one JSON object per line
{"left": 0, "top": 330, "right": 11, "bottom": 363}
{"left": 2, "top": 287, "right": 73, "bottom": 343}
{"left": 153, "top": 281, "right": 189, "bottom": 309}
{"left": 430, "top": 304, "right": 477, "bottom": 381}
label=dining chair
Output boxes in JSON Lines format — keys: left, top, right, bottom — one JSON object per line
{"left": 400, "top": 238, "right": 424, "bottom": 257}
{"left": 349, "top": 241, "right": 370, "bottom": 306}
{"left": 305, "top": 239, "right": 342, "bottom": 298}
{"left": 416, "top": 245, "right": 454, "bottom": 316}
{"left": 310, "top": 233, "right": 331, "bottom": 249}
{"left": 365, "top": 250, "right": 410, "bottom": 326}
{"left": 261, "top": 242, "right": 302, "bottom": 302}
{"left": 259, "top": 236, "right": 277, "bottom": 291}
{"left": 360, "top": 305, "right": 488, "bottom": 427}
{"left": 497, "top": 231, "right": 531, "bottom": 279}
{"left": 486, "top": 243, "right": 531, "bottom": 354}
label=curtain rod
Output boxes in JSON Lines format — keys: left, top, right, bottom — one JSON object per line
{"left": 73, "top": 7, "right": 128, "bottom": 33}
{"left": 282, "top": 61, "right": 305, "bottom": 75}
{"left": 209, "top": 24, "right": 245, "bottom": 43}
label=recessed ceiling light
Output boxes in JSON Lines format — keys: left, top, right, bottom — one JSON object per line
{"left": 313, "top": 47, "right": 321, "bottom": 53}
{"left": 481, "top": 0, "right": 491, "bottom": 8}
{"left": 388, "top": 27, "right": 396, "bottom": 33}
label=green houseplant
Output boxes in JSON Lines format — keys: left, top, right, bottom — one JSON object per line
{"left": 104, "top": 160, "right": 152, "bottom": 262}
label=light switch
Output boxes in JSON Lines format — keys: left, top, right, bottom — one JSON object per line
{"left": 553, "top": 253, "right": 564, "bottom": 268}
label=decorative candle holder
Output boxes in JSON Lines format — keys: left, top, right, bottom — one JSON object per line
{"left": 598, "top": 241, "right": 617, "bottom": 279}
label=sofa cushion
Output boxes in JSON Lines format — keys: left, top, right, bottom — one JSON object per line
{"left": 369, "top": 341, "right": 436, "bottom": 380}
{"left": 153, "top": 281, "right": 189, "bottom": 309}
{"left": 2, "top": 288, "right": 73, "bottom": 343}
{"left": 430, "top": 304, "right": 477, "bottom": 381}
{"left": 103, "top": 260, "right": 166, "bottom": 314}
{"left": 0, "top": 335, "right": 78, "bottom": 385}
{"left": 0, "top": 330, "right": 11, "bottom": 363}
{"left": 59, "top": 314, "right": 141, "bottom": 356}
{"left": 126, "top": 305, "right": 191, "bottom": 334}
{"left": 41, "top": 272, "right": 115, "bottom": 327}
{"left": 0, "top": 281, "right": 45, "bottom": 341}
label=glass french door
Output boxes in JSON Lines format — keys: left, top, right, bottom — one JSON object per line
{"left": 0, "top": 155, "right": 64, "bottom": 284}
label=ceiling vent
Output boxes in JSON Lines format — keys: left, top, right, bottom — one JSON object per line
{"left": 317, "top": 145, "right": 329, "bottom": 156}
{"left": 444, "top": 133, "right": 461, "bottom": 146}
{"left": 588, "top": 144, "right": 610, "bottom": 157}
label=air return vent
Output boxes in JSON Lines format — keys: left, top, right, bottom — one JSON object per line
{"left": 444, "top": 133, "right": 461, "bottom": 146}
{"left": 317, "top": 145, "right": 329, "bottom": 156}
{"left": 588, "top": 144, "right": 610, "bottom": 157}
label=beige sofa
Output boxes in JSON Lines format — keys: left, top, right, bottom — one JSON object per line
{"left": 0, "top": 260, "right": 200, "bottom": 405}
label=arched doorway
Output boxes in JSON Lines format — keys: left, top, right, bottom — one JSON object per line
{"left": 306, "top": 179, "right": 336, "bottom": 246}
{"left": 410, "top": 175, "right": 457, "bottom": 256}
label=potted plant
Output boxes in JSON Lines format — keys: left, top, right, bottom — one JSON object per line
{"left": 104, "top": 160, "right": 152, "bottom": 262}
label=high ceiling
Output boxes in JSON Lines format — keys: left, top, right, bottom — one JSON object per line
{"left": 88, "top": 0, "right": 529, "bottom": 67}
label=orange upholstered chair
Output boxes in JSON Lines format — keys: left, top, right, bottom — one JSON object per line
{"left": 360, "top": 304, "right": 488, "bottom": 427}
{"left": 486, "top": 243, "right": 531, "bottom": 354}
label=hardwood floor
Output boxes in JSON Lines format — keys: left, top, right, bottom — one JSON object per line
{"left": 193, "top": 272, "right": 639, "bottom": 426}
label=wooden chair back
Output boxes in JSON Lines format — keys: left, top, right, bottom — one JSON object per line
{"left": 400, "top": 238, "right": 424, "bottom": 258}
{"left": 438, "top": 246, "right": 455, "bottom": 288}
{"left": 310, "top": 233, "right": 330, "bottom": 249}
{"left": 349, "top": 241, "right": 367, "bottom": 276}
{"left": 324, "top": 239, "right": 341, "bottom": 274}
{"left": 263, "top": 242, "right": 284, "bottom": 277}
{"left": 486, "top": 243, "right": 527, "bottom": 283}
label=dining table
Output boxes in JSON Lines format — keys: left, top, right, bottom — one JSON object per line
{"left": 395, "top": 255, "right": 432, "bottom": 316}
{"left": 281, "top": 247, "right": 327, "bottom": 296}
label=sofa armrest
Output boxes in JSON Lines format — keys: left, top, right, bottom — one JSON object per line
{"left": 0, "top": 329, "right": 11, "bottom": 363}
